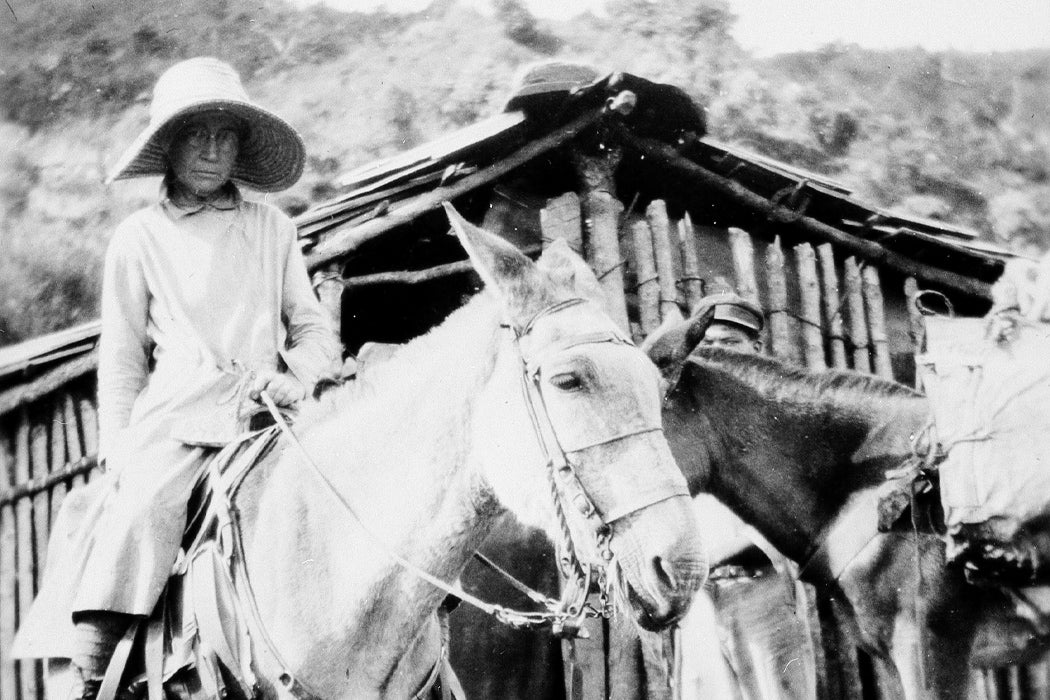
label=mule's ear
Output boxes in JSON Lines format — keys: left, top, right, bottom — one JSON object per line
{"left": 641, "top": 307, "right": 716, "bottom": 383}
{"left": 444, "top": 202, "right": 551, "bottom": 327}
{"left": 537, "top": 238, "right": 607, "bottom": 305}
{"left": 684, "top": 305, "right": 716, "bottom": 350}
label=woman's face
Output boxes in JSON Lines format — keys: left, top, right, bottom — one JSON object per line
{"left": 169, "top": 112, "right": 242, "bottom": 197}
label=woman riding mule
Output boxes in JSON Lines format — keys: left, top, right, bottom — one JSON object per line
{"left": 15, "top": 61, "right": 707, "bottom": 695}
{"left": 13, "top": 57, "right": 340, "bottom": 699}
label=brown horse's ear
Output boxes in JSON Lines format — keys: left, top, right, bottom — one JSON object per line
{"left": 537, "top": 238, "right": 606, "bottom": 306}
{"left": 641, "top": 307, "right": 716, "bottom": 384}
{"left": 444, "top": 202, "right": 553, "bottom": 329}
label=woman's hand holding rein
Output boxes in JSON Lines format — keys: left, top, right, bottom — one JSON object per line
{"left": 250, "top": 370, "right": 306, "bottom": 407}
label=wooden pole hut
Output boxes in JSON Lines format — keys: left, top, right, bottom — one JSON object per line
{"left": 0, "top": 66, "right": 1032, "bottom": 700}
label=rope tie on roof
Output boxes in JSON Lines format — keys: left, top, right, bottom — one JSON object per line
{"left": 770, "top": 179, "right": 812, "bottom": 223}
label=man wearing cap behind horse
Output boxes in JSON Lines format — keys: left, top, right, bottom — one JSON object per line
{"left": 679, "top": 292, "right": 814, "bottom": 700}
{"left": 690, "top": 292, "right": 764, "bottom": 355}
{"left": 12, "top": 57, "right": 339, "bottom": 699}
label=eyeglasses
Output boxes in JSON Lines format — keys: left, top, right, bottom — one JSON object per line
{"left": 178, "top": 125, "right": 240, "bottom": 152}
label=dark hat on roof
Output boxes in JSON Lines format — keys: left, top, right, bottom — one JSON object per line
{"left": 696, "top": 292, "right": 764, "bottom": 334}
{"left": 504, "top": 61, "right": 602, "bottom": 112}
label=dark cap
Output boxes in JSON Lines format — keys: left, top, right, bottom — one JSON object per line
{"left": 504, "top": 61, "right": 602, "bottom": 112}
{"left": 698, "top": 292, "right": 764, "bottom": 333}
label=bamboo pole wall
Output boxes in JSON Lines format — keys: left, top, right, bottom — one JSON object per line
{"left": 728, "top": 228, "right": 760, "bottom": 304}
{"left": 573, "top": 149, "right": 630, "bottom": 334}
{"left": 0, "top": 378, "right": 100, "bottom": 700}
{"left": 631, "top": 220, "right": 662, "bottom": 336}
{"left": 647, "top": 201, "right": 684, "bottom": 326}
{"left": 794, "top": 243, "right": 827, "bottom": 370}
{"left": 14, "top": 414, "right": 38, "bottom": 700}
{"left": 1, "top": 432, "right": 18, "bottom": 700}
{"left": 904, "top": 277, "right": 925, "bottom": 358}
{"left": 677, "top": 214, "right": 704, "bottom": 313}
{"left": 844, "top": 257, "right": 872, "bottom": 373}
{"left": 818, "top": 244, "right": 848, "bottom": 369}
{"left": 862, "top": 265, "right": 894, "bottom": 378}
{"left": 765, "top": 237, "right": 802, "bottom": 364}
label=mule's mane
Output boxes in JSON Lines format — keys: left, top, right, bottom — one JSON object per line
{"left": 296, "top": 292, "right": 503, "bottom": 436}
{"left": 687, "top": 347, "right": 921, "bottom": 408}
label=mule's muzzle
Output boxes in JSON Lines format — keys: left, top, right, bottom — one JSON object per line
{"left": 612, "top": 491, "right": 707, "bottom": 631}
{"left": 629, "top": 553, "right": 708, "bottom": 630}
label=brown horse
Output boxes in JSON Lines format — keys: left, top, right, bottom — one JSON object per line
{"left": 643, "top": 312, "right": 1031, "bottom": 700}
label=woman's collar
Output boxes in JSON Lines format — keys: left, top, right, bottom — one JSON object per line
{"left": 161, "top": 180, "right": 242, "bottom": 218}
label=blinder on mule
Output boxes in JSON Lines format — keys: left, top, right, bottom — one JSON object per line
{"left": 513, "top": 297, "right": 688, "bottom": 526}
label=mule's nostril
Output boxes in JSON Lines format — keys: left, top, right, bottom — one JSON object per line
{"left": 653, "top": 555, "right": 678, "bottom": 590}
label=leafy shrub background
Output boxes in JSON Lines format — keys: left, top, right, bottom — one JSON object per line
{"left": 1, "top": 0, "right": 1048, "bottom": 346}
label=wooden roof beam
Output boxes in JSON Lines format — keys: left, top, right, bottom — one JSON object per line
{"left": 615, "top": 126, "right": 995, "bottom": 301}
{"left": 305, "top": 106, "right": 606, "bottom": 271}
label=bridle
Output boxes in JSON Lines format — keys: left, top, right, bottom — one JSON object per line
{"left": 508, "top": 297, "right": 678, "bottom": 635}
{"left": 245, "top": 295, "right": 683, "bottom": 694}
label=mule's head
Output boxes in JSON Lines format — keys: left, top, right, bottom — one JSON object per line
{"left": 446, "top": 203, "right": 706, "bottom": 630}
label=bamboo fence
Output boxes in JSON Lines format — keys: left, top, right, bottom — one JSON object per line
{"left": 0, "top": 374, "right": 99, "bottom": 700}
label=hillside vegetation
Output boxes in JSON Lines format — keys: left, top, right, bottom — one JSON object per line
{"left": 1, "top": 0, "right": 1048, "bottom": 346}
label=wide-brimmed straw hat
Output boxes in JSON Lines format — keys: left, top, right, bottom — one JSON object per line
{"left": 107, "top": 57, "right": 305, "bottom": 192}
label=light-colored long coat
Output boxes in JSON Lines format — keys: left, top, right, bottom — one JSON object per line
{"left": 13, "top": 192, "right": 339, "bottom": 656}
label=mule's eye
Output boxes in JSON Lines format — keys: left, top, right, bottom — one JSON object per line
{"left": 549, "top": 372, "right": 584, "bottom": 392}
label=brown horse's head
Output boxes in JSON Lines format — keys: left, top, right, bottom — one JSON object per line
{"left": 446, "top": 203, "right": 706, "bottom": 630}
